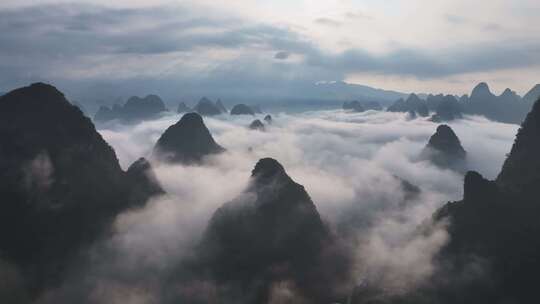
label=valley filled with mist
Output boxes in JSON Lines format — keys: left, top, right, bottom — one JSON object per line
{"left": 2, "top": 0, "right": 540, "bottom": 303}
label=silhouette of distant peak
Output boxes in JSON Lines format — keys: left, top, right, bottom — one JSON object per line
{"left": 249, "top": 119, "right": 265, "bottom": 131}
{"left": 427, "top": 125, "right": 466, "bottom": 154}
{"left": 421, "top": 124, "right": 466, "bottom": 170}
{"left": 153, "top": 112, "right": 224, "bottom": 164}
{"left": 264, "top": 114, "right": 272, "bottom": 124}
{"left": 408, "top": 93, "right": 421, "bottom": 100}
{"left": 473, "top": 82, "right": 490, "bottom": 91}
{"left": 177, "top": 102, "right": 191, "bottom": 113}
{"left": 501, "top": 88, "right": 514, "bottom": 96}
{"left": 215, "top": 99, "right": 227, "bottom": 113}
{"left": 230, "top": 104, "right": 255, "bottom": 115}
{"left": 193, "top": 97, "right": 222, "bottom": 116}
{"left": 471, "top": 82, "right": 494, "bottom": 99}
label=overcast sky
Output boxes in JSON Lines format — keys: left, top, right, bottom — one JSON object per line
{"left": 0, "top": 0, "right": 539, "bottom": 96}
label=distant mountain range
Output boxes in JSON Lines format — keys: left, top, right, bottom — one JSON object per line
{"left": 380, "top": 82, "right": 540, "bottom": 124}
{"left": 94, "top": 94, "right": 168, "bottom": 123}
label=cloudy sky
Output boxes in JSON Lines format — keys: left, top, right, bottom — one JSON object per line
{"left": 1, "top": 0, "right": 539, "bottom": 97}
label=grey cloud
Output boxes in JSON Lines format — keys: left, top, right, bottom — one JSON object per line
{"left": 304, "top": 41, "right": 540, "bottom": 78}
{"left": 445, "top": 14, "right": 468, "bottom": 25}
{"left": 483, "top": 22, "right": 503, "bottom": 31}
{"left": 274, "top": 51, "right": 290, "bottom": 60}
{"left": 0, "top": 2, "right": 539, "bottom": 96}
{"left": 344, "top": 11, "right": 372, "bottom": 20}
{"left": 314, "top": 17, "right": 342, "bottom": 27}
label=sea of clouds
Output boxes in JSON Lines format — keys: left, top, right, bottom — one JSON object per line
{"left": 38, "top": 109, "right": 519, "bottom": 302}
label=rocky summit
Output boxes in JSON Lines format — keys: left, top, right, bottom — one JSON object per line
{"left": 420, "top": 124, "right": 466, "bottom": 169}
{"left": 193, "top": 97, "right": 223, "bottom": 116}
{"left": 388, "top": 93, "right": 429, "bottom": 117}
{"left": 249, "top": 119, "right": 265, "bottom": 131}
{"left": 427, "top": 98, "right": 540, "bottom": 303}
{"left": 176, "top": 102, "right": 192, "bottom": 113}
{"left": 0, "top": 83, "right": 162, "bottom": 298}
{"left": 215, "top": 99, "right": 228, "bottom": 113}
{"left": 178, "top": 158, "right": 351, "bottom": 303}
{"left": 153, "top": 112, "right": 224, "bottom": 164}
{"left": 264, "top": 114, "right": 272, "bottom": 124}
{"left": 230, "top": 103, "right": 255, "bottom": 115}
{"left": 430, "top": 95, "right": 463, "bottom": 122}
{"left": 94, "top": 94, "right": 167, "bottom": 123}
{"left": 343, "top": 100, "right": 365, "bottom": 112}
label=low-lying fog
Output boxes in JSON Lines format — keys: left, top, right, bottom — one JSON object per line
{"left": 61, "top": 110, "right": 517, "bottom": 302}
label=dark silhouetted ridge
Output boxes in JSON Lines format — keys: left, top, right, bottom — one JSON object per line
{"left": 94, "top": 94, "right": 167, "bottom": 123}
{"left": 388, "top": 93, "right": 429, "bottom": 117}
{"left": 215, "top": 99, "right": 227, "bottom": 113}
{"left": 230, "top": 103, "right": 255, "bottom": 115}
{"left": 343, "top": 100, "right": 365, "bottom": 112}
{"left": 193, "top": 97, "right": 222, "bottom": 116}
{"left": 470, "top": 82, "right": 494, "bottom": 100}
{"left": 251, "top": 157, "right": 289, "bottom": 182}
{"left": 465, "top": 82, "right": 530, "bottom": 124}
{"left": 153, "top": 112, "right": 224, "bottom": 164}
{"left": 248, "top": 119, "right": 265, "bottom": 131}
{"left": 387, "top": 97, "right": 540, "bottom": 304}
{"left": 176, "top": 102, "right": 191, "bottom": 113}
{"left": 177, "top": 158, "right": 351, "bottom": 303}
{"left": 496, "top": 98, "right": 540, "bottom": 195}
{"left": 126, "top": 157, "right": 164, "bottom": 202}
{"left": 523, "top": 84, "right": 540, "bottom": 103}
{"left": 431, "top": 95, "right": 463, "bottom": 122}
{"left": 0, "top": 83, "right": 161, "bottom": 298}
{"left": 420, "top": 125, "right": 466, "bottom": 169}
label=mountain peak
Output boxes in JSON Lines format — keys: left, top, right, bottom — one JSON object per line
{"left": 471, "top": 82, "right": 494, "bottom": 100}
{"left": 153, "top": 112, "right": 224, "bottom": 164}
{"left": 496, "top": 99, "right": 540, "bottom": 194}
{"left": 474, "top": 82, "right": 490, "bottom": 91}
{"left": 501, "top": 88, "right": 513, "bottom": 95}
{"left": 194, "top": 97, "right": 222, "bottom": 116}
{"left": 421, "top": 125, "right": 466, "bottom": 169}
{"left": 249, "top": 119, "right": 265, "bottom": 131}
{"left": 251, "top": 158, "right": 289, "bottom": 181}
{"left": 0, "top": 83, "right": 160, "bottom": 295}
{"left": 2, "top": 82, "right": 68, "bottom": 108}
{"left": 230, "top": 104, "right": 255, "bottom": 115}
{"left": 215, "top": 99, "right": 227, "bottom": 113}
{"left": 127, "top": 157, "right": 152, "bottom": 173}
{"left": 523, "top": 84, "right": 540, "bottom": 103}
{"left": 195, "top": 158, "right": 349, "bottom": 302}
{"left": 180, "top": 111, "right": 204, "bottom": 124}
